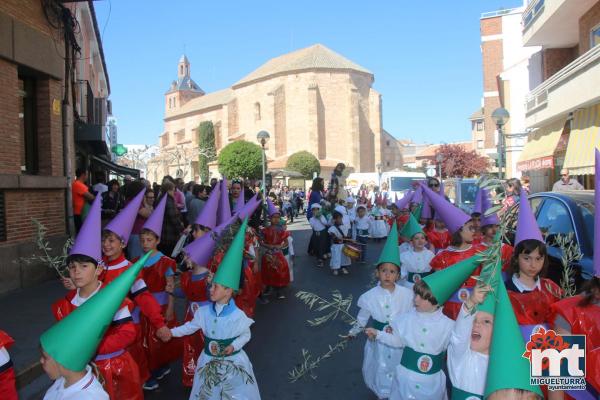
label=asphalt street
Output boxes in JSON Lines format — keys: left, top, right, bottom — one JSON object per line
{"left": 20, "top": 219, "right": 383, "bottom": 399}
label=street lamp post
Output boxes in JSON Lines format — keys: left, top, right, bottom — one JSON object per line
{"left": 435, "top": 153, "right": 444, "bottom": 179}
{"left": 492, "top": 107, "right": 510, "bottom": 180}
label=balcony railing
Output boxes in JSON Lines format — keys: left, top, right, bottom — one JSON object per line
{"left": 481, "top": 7, "right": 519, "bottom": 19}
{"left": 526, "top": 44, "right": 600, "bottom": 113}
{"left": 522, "top": 0, "right": 545, "bottom": 31}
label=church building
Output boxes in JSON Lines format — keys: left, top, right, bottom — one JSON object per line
{"left": 147, "top": 44, "right": 403, "bottom": 182}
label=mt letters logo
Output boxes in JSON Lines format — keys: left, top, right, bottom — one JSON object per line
{"left": 523, "top": 327, "right": 586, "bottom": 391}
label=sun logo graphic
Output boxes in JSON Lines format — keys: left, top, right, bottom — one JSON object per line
{"left": 522, "top": 327, "right": 586, "bottom": 391}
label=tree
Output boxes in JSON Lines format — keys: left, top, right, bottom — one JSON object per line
{"left": 434, "top": 143, "right": 491, "bottom": 178}
{"left": 198, "top": 121, "right": 216, "bottom": 183}
{"left": 218, "top": 140, "right": 263, "bottom": 179}
{"left": 286, "top": 151, "right": 321, "bottom": 179}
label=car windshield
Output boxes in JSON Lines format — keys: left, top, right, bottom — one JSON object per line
{"left": 579, "top": 200, "right": 594, "bottom": 253}
{"left": 390, "top": 177, "right": 419, "bottom": 192}
{"left": 460, "top": 182, "right": 478, "bottom": 204}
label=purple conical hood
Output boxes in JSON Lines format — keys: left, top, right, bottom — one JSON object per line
{"left": 421, "top": 183, "right": 470, "bottom": 234}
{"left": 217, "top": 179, "right": 232, "bottom": 225}
{"left": 514, "top": 188, "right": 544, "bottom": 247}
{"left": 594, "top": 150, "right": 600, "bottom": 277}
{"left": 214, "top": 214, "right": 237, "bottom": 236}
{"left": 395, "top": 190, "right": 414, "bottom": 210}
{"left": 473, "top": 188, "right": 484, "bottom": 214}
{"left": 105, "top": 188, "right": 146, "bottom": 245}
{"left": 142, "top": 194, "right": 167, "bottom": 238}
{"left": 69, "top": 195, "right": 102, "bottom": 262}
{"left": 412, "top": 186, "right": 423, "bottom": 204}
{"left": 267, "top": 198, "right": 279, "bottom": 216}
{"left": 232, "top": 194, "right": 246, "bottom": 215}
{"left": 421, "top": 193, "right": 432, "bottom": 219}
{"left": 183, "top": 233, "right": 216, "bottom": 267}
{"left": 480, "top": 212, "right": 500, "bottom": 227}
{"left": 195, "top": 183, "right": 220, "bottom": 229}
{"left": 238, "top": 194, "right": 260, "bottom": 220}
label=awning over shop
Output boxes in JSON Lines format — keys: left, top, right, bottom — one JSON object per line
{"left": 517, "top": 119, "right": 565, "bottom": 172}
{"left": 90, "top": 155, "right": 140, "bottom": 178}
{"left": 563, "top": 103, "right": 600, "bottom": 175}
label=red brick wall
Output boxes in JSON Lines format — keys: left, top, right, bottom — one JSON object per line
{"left": 3, "top": 190, "right": 65, "bottom": 244}
{"left": 579, "top": 1, "right": 600, "bottom": 54}
{"left": 0, "top": 59, "right": 21, "bottom": 175}
{"left": 543, "top": 47, "right": 578, "bottom": 80}
{"left": 0, "top": 0, "right": 53, "bottom": 37}
{"left": 37, "top": 78, "right": 64, "bottom": 176}
{"left": 482, "top": 40, "right": 504, "bottom": 92}
{"left": 481, "top": 17, "right": 502, "bottom": 36}
{"left": 481, "top": 16, "right": 504, "bottom": 150}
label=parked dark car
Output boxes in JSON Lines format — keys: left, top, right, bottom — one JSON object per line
{"left": 524, "top": 191, "right": 594, "bottom": 290}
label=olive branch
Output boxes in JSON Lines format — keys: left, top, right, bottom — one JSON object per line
{"left": 15, "top": 218, "right": 73, "bottom": 279}
{"left": 552, "top": 233, "right": 583, "bottom": 298}
{"left": 196, "top": 358, "right": 254, "bottom": 400}
{"left": 289, "top": 290, "right": 359, "bottom": 382}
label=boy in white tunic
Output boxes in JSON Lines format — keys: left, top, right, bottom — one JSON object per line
{"left": 166, "top": 219, "right": 261, "bottom": 400}
{"left": 348, "top": 222, "right": 413, "bottom": 399}
{"left": 40, "top": 250, "right": 152, "bottom": 400}
{"left": 328, "top": 211, "right": 351, "bottom": 275}
{"left": 354, "top": 205, "right": 370, "bottom": 263}
{"left": 399, "top": 214, "right": 435, "bottom": 288}
{"left": 308, "top": 204, "right": 330, "bottom": 267}
{"left": 366, "top": 254, "right": 483, "bottom": 400}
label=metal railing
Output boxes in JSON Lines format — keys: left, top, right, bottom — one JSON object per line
{"left": 481, "top": 7, "right": 519, "bottom": 19}
{"left": 523, "top": 0, "right": 545, "bottom": 31}
{"left": 526, "top": 44, "right": 600, "bottom": 113}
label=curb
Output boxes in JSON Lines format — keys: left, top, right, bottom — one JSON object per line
{"left": 15, "top": 362, "right": 43, "bottom": 390}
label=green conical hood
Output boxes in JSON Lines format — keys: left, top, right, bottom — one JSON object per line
{"left": 376, "top": 221, "right": 400, "bottom": 268}
{"left": 422, "top": 254, "right": 482, "bottom": 304}
{"left": 40, "top": 251, "right": 152, "bottom": 371}
{"left": 477, "top": 260, "right": 502, "bottom": 316}
{"left": 412, "top": 204, "right": 423, "bottom": 220}
{"left": 484, "top": 280, "right": 543, "bottom": 398}
{"left": 213, "top": 218, "right": 248, "bottom": 290}
{"left": 399, "top": 214, "right": 424, "bottom": 240}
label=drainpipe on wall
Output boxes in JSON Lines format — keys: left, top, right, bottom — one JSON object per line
{"left": 63, "top": 38, "right": 75, "bottom": 237}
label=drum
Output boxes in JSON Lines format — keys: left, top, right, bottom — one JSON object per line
{"left": 343, "top": 243, "right": 361, "bottom": 260}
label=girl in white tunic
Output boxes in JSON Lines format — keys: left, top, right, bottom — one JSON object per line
{"left": 448, "top": 285, "right": 493, "bottom": 400}
{"left": 349, "top": 224, "right": 413, "bottom": 399}
{"left": 328, "top": 211, "right": 351, "bottom": 275}
{"left": 369, "top": 205, "right": 389, "bottom": 240}
{"left": 354, "top": 205, "right": 370, "bottom": 263}
{"left": 167, "top": 218, "right": 261, "bottom": 400}
{"left": 399, "top": 216, "right": 435, "bottom": 289}
{"left": 366, "top": 281, "right": 455, "bottom": 400}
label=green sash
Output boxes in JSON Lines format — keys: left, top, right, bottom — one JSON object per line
{"left": 371, "top": 319, "right": 387, "bottom": 330}
{"left": 451, "top": 386, "right": 483, "bottom": 400}
{"left": 357, "top": 229, "right": 369, "bottom": 236}
{"left": 204, "top": 336, "right": 240, "bottom": 357}
{"left": 400, "top": 346, "right": 445, "bottom": 375}
{"left": 407, "top": 271, "right": 433, "bottom": 283}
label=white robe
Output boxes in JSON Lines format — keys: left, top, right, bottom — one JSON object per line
{"left": 448, "top": 306, "right": 489, "bottom": 397}
{"left": 369, "top": 207, "right": 388, "bottom": 238}
{"left": 43, "top": 366, "right": 108, "bottom": 400}
{"left": 171, "top": 301, "right": 261, "bottom": 400}
{"left": 377, "top": 308, "right": 454, "bottom": 400}
{"left": 400, "top": 249, "right": 435, "bottom": 289}
{"left": 286, "top": 236, "right": 295, "bottom": 282}
{"left": 352, "top": 284, "right": 414, "bottom": 399}
{"left": 328, "top": 224, "right": 351, "bottom": 269}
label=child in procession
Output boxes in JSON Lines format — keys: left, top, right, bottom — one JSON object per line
{"left": 354, "top": 204, "right": 370, "bottom": 264}
{"left": 423, "top": 219, "right": 451, "bottom": 253}
{"left": 348, "top": 224, "right": 413, "bottom": 399}
{"left": 328, "top": 211, "right": 352, "bottom": 276}
{"left": 399, "top": 215, "right": 435, "bottom": 288}
{"left": 369, "top": 199, "right": 388, "bottom": 241}
{"left": 161, "top": 220, "right": 261, "bottom": 400}
{"left": 0, "top": 331, "right": 18, "bottom": 400}
{"left": 260, "top": 200, "right": 291, "bottom": 299}
{"left": 308, "top": 203, "right": 331, "bottom": 267}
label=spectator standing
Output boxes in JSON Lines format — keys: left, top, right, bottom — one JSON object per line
{"left": 307, "top": 177, "right": 325, "bottom": 220}
{"left": 552, "top": 168, "right": 584, "bottom": 191}
{"left": 327, "top": 163, "right": 346, "bottom": 202}
{"left": 158, "top": 180, "right": 184, "bottom": 256}
{"left": 71, "top": 168, "right": 95, "bottom": 232}
{"left": 187, "top": 184, "right": 207, "bottom": 225}
{"left": 521, "top": 175, "right": 531, "bottom": 195}
{"left": 101, "top": 179, "right": 124, "bottom": 222}
{"left": 92, "top": 176, "right": 108, "bottom": 196}
{"left": 500, "top": 178, "right": 522, "bottom": 215}
{"left": 128, "top": 182, "right": 154, "bottom": 259}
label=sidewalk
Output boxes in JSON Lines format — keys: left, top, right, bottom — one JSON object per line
{"left": 0, "top": 279, "right": 65, "bottom": 389}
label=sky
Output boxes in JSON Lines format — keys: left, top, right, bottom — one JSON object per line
{"left": 95, "top": 0, "right": 523, "bottom": 146}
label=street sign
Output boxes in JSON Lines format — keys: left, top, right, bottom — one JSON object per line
{"left": 111, "top": 144, "right": 127, "bottom": 157}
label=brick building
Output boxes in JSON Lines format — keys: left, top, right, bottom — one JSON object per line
{"left": 147, "top": 44, "right": 404, "bottom": 182}
{"left": 0, "top": 0, "right": 118, "bottom": 294}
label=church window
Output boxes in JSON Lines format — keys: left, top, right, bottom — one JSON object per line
{"left": 386, "top": 140, "right": 390, "bottom": 146}
{"left": 168, "top": 98, "right": 172, "bottom": 108}
{"left": 180, "top": 65, "right": 183, "bottom": 75}
{"left": 254, "top": 102, "right": 261, "bottom": 121}
{"left": 386, "top": 161, "right": 390, "bottom": 167}
{"left": 173, "top": 97, "right": 176, "bottom": 107}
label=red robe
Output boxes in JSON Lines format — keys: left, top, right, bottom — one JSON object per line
{"left": 550, "top": 295, "right": 600, "bottom": 396}
{"left": 101, "top": 254, "right": 165, "bottom": 382}
{"left": 260, "top": 226, "right": 291, "bottom": 288}
{"left": 235, "top": 230, "right": 259, "bottom": 318}
{"left": 179, "top": 270, "right": 210, "bottom": 387}
{"left": 430, "top": 245, "right": 485, "bottom": 319}
{"left": 505, "top": 276, "right": 563, "bottom": 341}
{"left": 424, "top": 227, "right": 451, "bottom": 252}
{"left": 0, "top": 331, "right": 17, "bottom": 400}
{"left": 53, "top": 286, "right": 142, "bottom": 400}
{"left": 133, "top": 252, "right": 182, "bottom": 372}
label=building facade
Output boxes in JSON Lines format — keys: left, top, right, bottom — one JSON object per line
{"left": 147, "top": 44, "right": 403, "bottom": 183}
{"left": 519, "top": 0, "right": 600, "bottom": 190}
